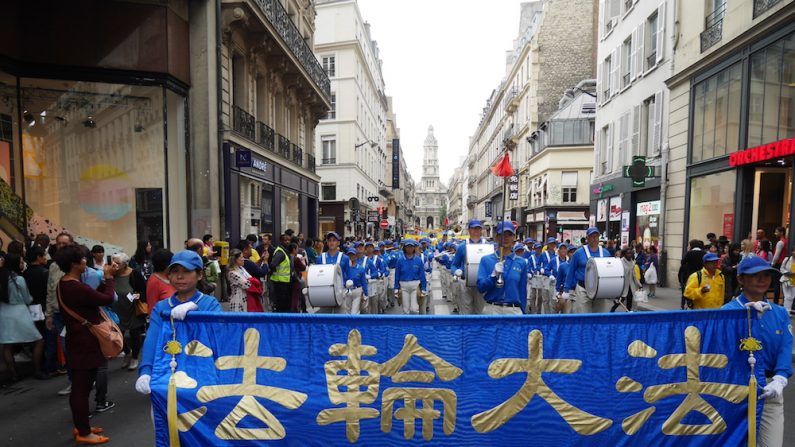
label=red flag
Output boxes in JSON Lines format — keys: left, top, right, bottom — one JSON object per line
{"left": 444, "top": 217, "right": 449, "bottom": 226}
{"left": 491, "top": 153, "right": 514, "bottom": 177}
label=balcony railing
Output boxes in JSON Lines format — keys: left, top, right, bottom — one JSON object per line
{"left": 700, "top": 4, "right": 725, "bottom": 52}
{"left": 322, "top": 158, "right": 336, "bottom": 165}
{"left": 252, "top": 0, "right": 330, "bottom": 102}
{"left": 278, "top": 134, "right": 290, "bottom": 159}
{"left": 503, "top": 88, "right": 519, "bottom": 112}
{"left": 291, "top": 143, "right": 303, "bottom": 166}
{"left": 258, "top": 121, "right": 275, "bottom": 151}
{"left": 232, "top": 105, "right": 256, "bottom": 141}
{"left": 753, "top": 0, "right": 783, "bottom": 18}
{"left": 307, "top": 154, "right": 316, "bottom": 172}
{"left": 646, "top": 52, "right": 657, "bottom": 70}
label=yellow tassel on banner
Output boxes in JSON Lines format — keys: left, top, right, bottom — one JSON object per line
{"left": 168, "top": 374, "right": 180, "bottom": 447}
{"left": 747, "top": 373, "right": 757, "bottom": 447}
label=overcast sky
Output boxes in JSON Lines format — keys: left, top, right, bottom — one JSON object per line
{"left": 356, "top": 0, "right": 525, "bottom": 186}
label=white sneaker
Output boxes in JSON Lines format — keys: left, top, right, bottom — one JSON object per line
{"left": 127, "top": 359, "right": 139, "bottom": 371}
{"left": 57, "top": 384, "right": 72, "bottom": 396}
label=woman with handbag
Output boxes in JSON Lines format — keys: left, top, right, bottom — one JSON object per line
{"left": 227, "top": 249, "right": 252, "bottom": 312}
{"left": 54, "top": 244, "right": 117, "bottom": 445}
{"left": 643, "top": 246, "right": 660, "bottom": 297}
{"left": 110, "top": 253, "right": 147, "bottom": 371}
{"left": 0, "top": 253, "right": 46, "bottom": 381}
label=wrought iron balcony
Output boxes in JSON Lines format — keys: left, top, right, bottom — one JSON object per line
{"left": 291, "top": 143, "right": 303, "bottom": 166}
{"left": 278, "top": 134, "right": 290, "bottom": 159}
{"left": 252, "top": 0, "right": 331, "bottom": 102}
{"left": 306, "top": 154, "right": 316, "bottom": 173}
{"left": 258, "top": 121, "right": 275, "bottom": 151}
{"left": 232, "top": 105, "right": 256, "bottom": 141}
{"left": 754, "top": 0, "right": 784, "bottom": 18}
{"left": 503, "top": 87, "right": 520, "bottom": 113}
{"left": 700, "top": 4, "right": 725, "bottom": 53}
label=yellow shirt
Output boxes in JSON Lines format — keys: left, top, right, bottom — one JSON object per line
{"left": 250, "top": 248, "right": 261, "bottom": 263}
{"left": 683, "top": 268, "right": 725, "bottom": 309}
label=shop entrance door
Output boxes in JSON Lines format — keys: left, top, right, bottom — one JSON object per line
{"left": 751, "top": 167, "right": 791, "bottom": 239}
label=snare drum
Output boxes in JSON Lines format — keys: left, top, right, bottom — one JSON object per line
{"left": 585, "top": 257, "right": 625, "bottom": 299}
{"left": 466, "top": 243, "right": 495, "bottom": 287}
{"left": 306, "top": 264, "right": 343, "bottom": 307}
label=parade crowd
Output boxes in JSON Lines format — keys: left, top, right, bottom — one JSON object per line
{"left": 0, "top": 220, "right": 791, "bottom": 445}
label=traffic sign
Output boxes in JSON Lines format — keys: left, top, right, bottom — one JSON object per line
{"left": 367, "top": 210, "right": 379, "bottom": 222}
{"left": 380, "top": 219, "right": 389, "bottom": 229}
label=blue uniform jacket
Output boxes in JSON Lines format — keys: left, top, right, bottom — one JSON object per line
{"left": 723, "top": 295, "right": 792, "bottom": 382}
{"left": 528, "top": 253, "right": 543, "bottom": 276}
{"left": 564, "top": 246, "right": 608, "bottom": 292}
{"left": 477, "top": 253, "right": 528, "bottom": 311}
{"left": 394, "top": 255, "right": 427, "bottom": 292}
{"left": 319, "top": 251, "right": 349, "bottom": 276}
{"left": 386, "top": 251, "right": 398, "bottom": 269}
{"left": 555, "top": 259, "right": 571, "bottom": 292}
{"left": 545, "top": 254, "right": 564, "bottom": 279}
{"left": 139, "top": 290, "right": 221, "bottom": 376}
{"left": 344, "top": 259, "right": 369, "bottom": 296}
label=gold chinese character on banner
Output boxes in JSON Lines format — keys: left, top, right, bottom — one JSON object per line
{"left": 380, "top": 334, "right": 463, "bottom": 441}
{"left": 471, "top": 330, "right": 612, "bottom": 435}
{"left": 187, "top": 328, "right": 308, "bottom": 441}
{"left": 316, "top": 329, "right": 381, "bottom": 442}
{"left": 617, "top": 326, "right": 748, "bottom": 436}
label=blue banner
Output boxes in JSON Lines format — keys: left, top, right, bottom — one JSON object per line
{"left": 150, "top": 311, "right": 755, "bottom": 446}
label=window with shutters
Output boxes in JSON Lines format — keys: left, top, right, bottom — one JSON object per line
{"left": 561, "top": 172, "right": 578, "bottom": 203}
{"left": 618, "top": 111, "right": 631, "bottom": 166}
{"left": 603, "top": 55, "right": 612, "bottom": 99}
{"left": 642, "top": 95, "right": 655, "bottom": 157}
{"left": 604, "top": 0, "right": 621, "bottom": 35}
{"left": 646, "top": 12, "right": 659, "bottom": 71}
{"left": 599, "top": 125, "right": 610, "bottom": 175}
{"left": 322, "top": 56, "right": 336, "bottom": 77}
{"left": 621, "top": 37, "right": 632, "bottom": 90}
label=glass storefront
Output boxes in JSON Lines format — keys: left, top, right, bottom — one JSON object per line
{"left": 0, "top": 72, "right": 186, "bottom": 253}
{"left": 688, "top": 171, "right": 736, "bottom": 242}
{"left": 281, "top": 189, "right": 300, "bottom": 234}
{"left": 748, "top": 32, "right": 795, "bottom": 148}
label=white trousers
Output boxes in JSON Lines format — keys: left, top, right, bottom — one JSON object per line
{"left": 782, "top": 283, "right": 794, "bottom": 313}
{"left": 759, "top": 379, "right": 784, "bottom": 447}
{"left": 387, "top": 269, "right": 397, "bottom": 305}
{"left": 483, "top": 303, "right": 522, "bottom": 315}
{"left": 341, "top": 287, "right": 363, "bottom": 315}
{"left": 457, "top": 282, "right": 485, "bottom": 315}
{"left": 400, "top": 280, "right": 420, "bottom": 314}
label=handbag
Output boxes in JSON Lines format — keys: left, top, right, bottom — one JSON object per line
{"left": 134, "top": 298, "right": 148, "bottom": 316}
{"left": 644, "top": 263, "right": 658, "bottom": 285}
{"left": 633, "top": 288, "right": 649, "bottom": 303}
{"left": 57, "top": 283, "right": 123, "bottom": 359}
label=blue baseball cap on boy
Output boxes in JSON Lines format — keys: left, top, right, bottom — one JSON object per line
{"left": 168, "top": 250, "right": 204, "bottom": 272}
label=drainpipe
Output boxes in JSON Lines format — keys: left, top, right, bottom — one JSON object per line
{"left": 658, "top": 0, "right": 677, "bottom": 287}
{"left": 216, "top": 0, "right": 226, "bottom": 241}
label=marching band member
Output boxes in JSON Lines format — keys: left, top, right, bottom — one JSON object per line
{"left": 450, "top": 220, "right": 488, "bottom": 315}
{"left": 436, "top": 232, "right": 449, "bottom": 253}
{"left": 722, "top": 256, "right": 792, "bottom": 447}
{"left": 394, "top": 240, "right": 427, "bottom": 315}
{"left": 528, "top": 242, "right": 544, "bottom": 314}
{"left": 342, "top": 247, "right": 368, "bottom": 315}
{"left": 563, "top": 227, "right": 611, "bottom": 313}
{"left": 550, "top": 243, "right": 571, "bottom": 314}
{"left": 318, "top": 232, "right": 346, "bottom": 267}
{"left": 477, "top": 222, "right": 528, "bottom": 315}
{"left": 385, "top": 240, "right": 398, "bottom": 308}
{"left": 364, "top": 242, "right": 386, "bottom": 314}
{"left": 522, "top": 238, "right": 535, "bottom": 260}
{"left": 539, "top": 237, "right": 559, "bottom": 314}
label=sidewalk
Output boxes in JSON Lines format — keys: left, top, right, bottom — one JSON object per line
{"left": 633, "top": 287, "right": 682, "bottom": 312}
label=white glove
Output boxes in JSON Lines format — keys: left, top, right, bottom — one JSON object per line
{"left": 454, "top": 269, "right": 463, "bottom": 278}
{"left": 560, "top": 292, "right": 571, "bottom": 301}
{"left": 745, "top": 301, "right": 772, "bottom": 315}
{"left": 345, "top": 279, "right": 354, "bottom": 289}
{"left": 760, "top": 375, "right": 787, "bottom": 400}
{"left": 135, "top": 374, "right": 151, "bottom": 394}
{"left": 365, "top": 274, "right": 371, "bottom": 280}
{"left": 170, "top": 301, "right": 198, "bottom": 320}
{"left": 540, "top": 268, "right": 545, "bottom": 275}
{"left": 492, "top": 262, "right": 504, "bottom": 276}
{"left": 394, "top": 289, "right": 400, "bottom": 296}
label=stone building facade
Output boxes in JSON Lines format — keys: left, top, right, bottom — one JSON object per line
{"left": 414, "top": 126, "right": 447, "bottom": 231}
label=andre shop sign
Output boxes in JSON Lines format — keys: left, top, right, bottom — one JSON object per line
{"left": 729, "top": 137, "right": 795, "bottom": 167}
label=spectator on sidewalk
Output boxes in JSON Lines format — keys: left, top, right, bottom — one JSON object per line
{"left": 741, "top": 239, "right": 756, "bottom": 260}
{"left": 683, "top": 252, "right": 725, "bottom": 309}
{"left": 678, "top": 240, "right": 705, "bottom": 309}
{"left": 227, "top": 249, "right": 252, "bottom": 313}
{"left": 110, "top": 253, "right": 146, "bottom": 372}
{"left": 45, "top": 232, "right": 74, "bottom": 395}
{"left": 145, "top": 249, "right": 176, "bottom": 315}
{"left": 720, "top": 243, "right": 742, "bottom": 303}
{"left": 771, "top": 227, "right": 788, "bottom": 305}
{"left": 643, "top": 246, "right": 659, "bottom": 298}
{"left": 780, "top": 246, "right": 795, "bottom": 316}
{"left": 612, "top": 247, "right": 641, "bottom": 312}
{"left": 24, "top": 245, "right": 52, "bottom": 374}
{"left": 129, "top": 240, "right": 153, "bottom": 281}
{"left": 0, "top": 253, "right": 46, "bottom": 381}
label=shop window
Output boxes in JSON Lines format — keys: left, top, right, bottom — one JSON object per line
{"left": 281, "top": 189, "right": 300, "bottom": 234}
{"left": 691, "top": 62, "right": 742, "bottom": 162}
{"left": 688, "top": 170, "right": 736, "bottom": 244}
{"left": 13, "top": 78, "right": 175, "bottom": 252}
{"left": 748, "top": 33, "right": 795, "bottom": 148}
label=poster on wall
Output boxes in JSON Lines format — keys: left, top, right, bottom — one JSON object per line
{"left": 609, "top": 197, "right": 622, "bottom": 221}
{"left": 621, "top": 231, "right": 630, "bottom": 247}
{"left": 621, "top": 211, "right": 630, "bottom": 232}
{"left": 597, "top": 199, "right": 607, "bottom": 222}
{"left": 723, "top": 214, "right": 734, "bottom": 241}
{"left": 636, "top": 200, "right": 661, "bottom": 249}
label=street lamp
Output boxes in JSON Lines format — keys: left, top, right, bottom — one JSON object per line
{"left": 354, "top": 140, "right": 378, "bottom": 150}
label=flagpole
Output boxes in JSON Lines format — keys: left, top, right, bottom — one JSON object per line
{"left": 496, "top": 161, "right": 509, "bottom": 289}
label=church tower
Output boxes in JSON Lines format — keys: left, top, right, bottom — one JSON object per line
{"left": 421, "top": 125, "right": 441, "bottom": 191}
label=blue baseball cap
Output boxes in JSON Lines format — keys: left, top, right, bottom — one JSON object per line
{"left": 702, "top": 253, "right": 719, "bottom": 263}
{"left": 345, "top": 247, "right": 357, "bottom": 255}
{"left": 168, "top": 250, "right": 204, "bottom": 272}
{"left": 403, "top": 239, "right": 418, "bottom": 247}
{"left": 421, "top": 238, "right": 430, "bottom": 244}
{"left": 586, "top": 227, "right": 600, "bottom": 237}
{"left": 546, "top": 237, "right": 558, "bottom": 245}
{"left": 567, "top": 244, "right": 576, "bottom": 251}
{"left": 533, "top": 242, "right": 543, "bottom": 249}
{"left": 513, "top": 243, "right": 526, "bottom": 253}
{"left": 354, "top": 241, "right": 364, "bottom": 248}
{"left": 738, "top": 256, "right": 779, "bottom": 275}
{"left": 524, "top": 238, "right": 534, "bottom": 244}
{"left": 495, "top": 221, "right": 516, "bottom": 234}
{"left": 325, "top": 231, "right": 341, "bottom": 241}
{"left": 385, "top": 239, "right": 393, "bottom": 245}
{"left": 365, "top": 241, "right": 374, "bottom": 247}
{"left": 468, "top": 219, "right": 483, "bottom": 229}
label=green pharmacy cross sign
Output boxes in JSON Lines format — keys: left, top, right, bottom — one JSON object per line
{"left": 623, "top": 156, "right": 654, "bottom": 187}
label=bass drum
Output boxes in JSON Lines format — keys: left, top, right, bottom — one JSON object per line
{"left": 466, "top": 243, "right": 495, "bottom": 287}
{"left": 585, "top": 257, "right": 625, "bottom": 299}
{"left": 306, "top": 264, "right": 344, "bottom": 307}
